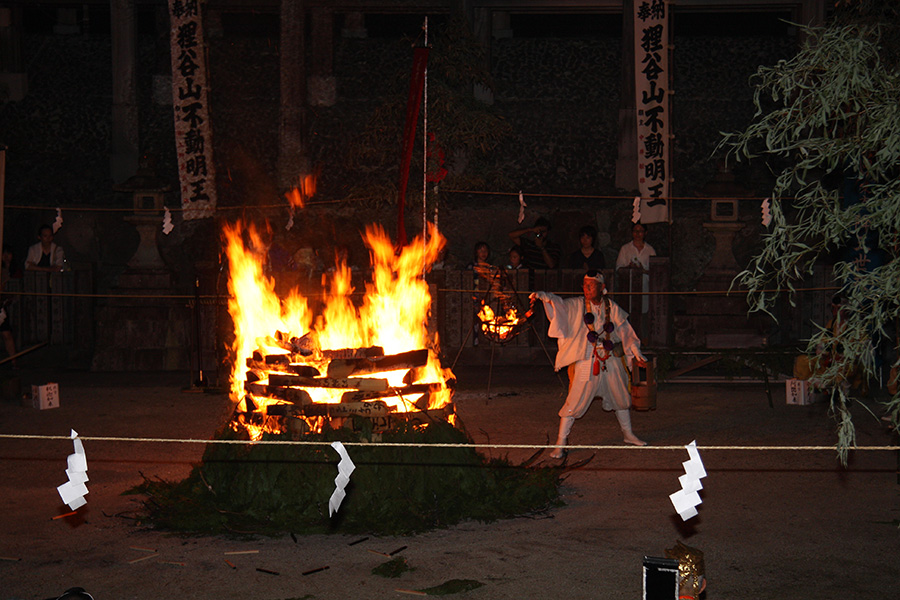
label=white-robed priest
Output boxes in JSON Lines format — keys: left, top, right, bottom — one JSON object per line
{"left": 530, "top": 270, "right": 647, "bottom": 458}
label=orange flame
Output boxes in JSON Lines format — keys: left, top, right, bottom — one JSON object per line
{"left": 477, "top": 302, "right": 528, "bottom": 341}
{"left": 285, "top": 174, "right": 317, "bottom": 209}
{"left": 224, "top": 221, "right": 453, "bottom": 438}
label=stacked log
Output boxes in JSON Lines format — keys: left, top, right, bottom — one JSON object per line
{"left": 238, "top": 343, "right": 453, "bottom": 433}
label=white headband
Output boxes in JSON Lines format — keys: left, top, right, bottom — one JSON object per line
{"left": 583, "top": 271, "right": 604, "bottom": 285}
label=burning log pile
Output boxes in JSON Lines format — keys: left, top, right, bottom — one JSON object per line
{"left": 237, "top": 333, "right": 455, "bottom": 436}
{"left": 132, "top": 222, "right": 561, "bottom": 537}
{"left": 223, "top": 222, "right": 456, "bottom": 441}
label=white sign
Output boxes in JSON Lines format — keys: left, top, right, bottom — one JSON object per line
{"left": 634, "top": 0, "right": 671, "bottom": 224}
{"left": 170, "top": 0, "right": 216, "bottom": 219}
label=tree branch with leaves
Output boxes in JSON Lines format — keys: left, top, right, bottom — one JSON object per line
{"left": 718, "top": 17, "right": 900, "bottom": 461}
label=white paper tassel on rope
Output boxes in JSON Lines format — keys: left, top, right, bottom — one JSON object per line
{"left": 761, "top": 198, "right": 772, "bottom": 227}
{"left": 632, "top": 196, "right": 642, "bottom": 223}
{"left": 57, "top": 429, "right": 89, "bottom": 510}
{"left": 53, "top": 208, "right": 63, "bottom": 233}
{"left": 285, "top": 209, "right": 295, "bottom": 231}
{"left": 162, "top": 207, "right": 174, "bottom": 235}
{"left": 517, "top": 191, "right": 527, "bottom": 224}
{"left": 669, "top": 440, "right": 707, "bottom": 521}
{"left": 328, "top": 441, "right": 356, "bottom": 517}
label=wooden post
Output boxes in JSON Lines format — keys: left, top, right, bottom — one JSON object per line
{"left": 278, "top": 0, "right": 308, "bottom": 189}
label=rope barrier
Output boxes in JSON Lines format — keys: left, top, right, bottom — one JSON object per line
{"left": 441, "top": 189, "right": 782, "bottom": 202}
{"left": 438, "top": 285, "right": 840, "bottom": 297}
{"left": 2, "top": 199, "right": 348, "bottom": 213}
{"left": 0, "top": 433, "right": 895, "bottom": 452}
{"left": 2, "top": 191, "right": 785, "bottom": 215}
{"left": 0, "top": 284, "right": 841, "bottom": 301}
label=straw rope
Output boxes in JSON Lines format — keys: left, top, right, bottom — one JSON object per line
{"left": 0, "top": 284, "right": 841, "bottom": 301}
{"left": 0, "top": 433, "right": 895, "bottom": 452}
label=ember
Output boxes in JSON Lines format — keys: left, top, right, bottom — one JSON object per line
{"left": 224, "top": 221, "right": 455, "bottom": 439}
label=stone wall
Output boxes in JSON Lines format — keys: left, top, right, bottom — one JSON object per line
{"left": 0, "top": 20, "right": 801, "bottom": 368}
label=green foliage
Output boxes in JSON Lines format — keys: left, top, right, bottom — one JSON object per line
{"left": 718, "top": 17, "right": 900, "bottom": 460}
{"left": 133, "top": 421, "right": 561, "bottom": 536}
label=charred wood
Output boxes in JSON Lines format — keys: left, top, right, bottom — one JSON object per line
{"left": 327, "top": 348, "right": 428, "bottom": 378}
{"left": 268, "top": 373, "right": 389, "bottom": 391}
{"left": 246, "top": 359, "right": 321, "bottom": 377}
{"left": 321, "top": 346, "right": 384, "bottom": 360}
{"left": 339, "top": 382, "right": 443, "bottom": 403}
{"left": 267, "top": 400, "right": 390, "bottom": 418}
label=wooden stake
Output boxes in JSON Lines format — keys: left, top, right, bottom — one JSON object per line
{"left": 302, "top": 565, "right": 329, "bottom": 576}
{"left": 127, "top": 553, "right": 159, "bottom": 564}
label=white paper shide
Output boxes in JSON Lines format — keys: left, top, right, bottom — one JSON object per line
{"left": 669, "top": 440, "right": 707, "bottom": 521}
{"left": 57, "top": 429, "right": 89, "bottom": 510}
{"left": 328, "top": 441, "right": 356, "bottom": 517}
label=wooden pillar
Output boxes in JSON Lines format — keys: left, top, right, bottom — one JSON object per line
{"left": 278, "top": 0, "right": 309, "bottom": 189}
{"left": 308, "top": 7, "right": 335, "bottom": 107}
{"left": 110, "top": 0, "right": 139, "bottom": 184}
{"left": 615, "top": 0, "right": 638, "bottom": 192}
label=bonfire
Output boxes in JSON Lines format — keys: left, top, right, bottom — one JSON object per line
{"left": 223, "top": 221, "right": 455, "bottom": 439}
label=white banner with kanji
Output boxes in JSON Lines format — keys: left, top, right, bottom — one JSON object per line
{"left": 634, "top": 0, "right": 670, "bottom": 224}
{"left": 170, "top": 0, "right": 216, "bottom": 220}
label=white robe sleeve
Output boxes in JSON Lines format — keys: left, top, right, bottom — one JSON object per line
{"left": 537, "top": 293, "right": 586, "bottom": 371}
{"left": 609, "top": 300, "right": 646, "bottom": 364}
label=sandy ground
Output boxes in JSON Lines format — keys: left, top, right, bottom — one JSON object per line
{"left": 0, "top": 365, "right": 897, "bottom": 600}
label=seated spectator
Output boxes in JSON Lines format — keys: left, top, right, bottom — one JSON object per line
{"left": 506, "top": 245, "right": 525, "bottom": 270}
{"left": 468, "top": 241, "right": 495, "bottom": 289}
{"left": 568, "top": 225, "right": 605, "bottom": 271}
{"left": 25, "top": 224, "right": 65, "bottom": 272}
{"left": 508, "top": 217, "right": 560, "bottom": 269}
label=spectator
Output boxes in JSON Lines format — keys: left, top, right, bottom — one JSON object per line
{"left": 506, "top": 245, "right": 525, "bottom": 270}
{"left": 25, "top": 224, "right": 65, "bottom": 272}
{"left": 568, "top": 225, "right": 605, "bottom": 271}
{"left": 468, "top": 241, "right": 495, "bottom": 289}
{"left": 508, "top": 217, "right": 560, "bottom": 269}
{"left": 616, "top": 221, "right": 656, "bottom": 315}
